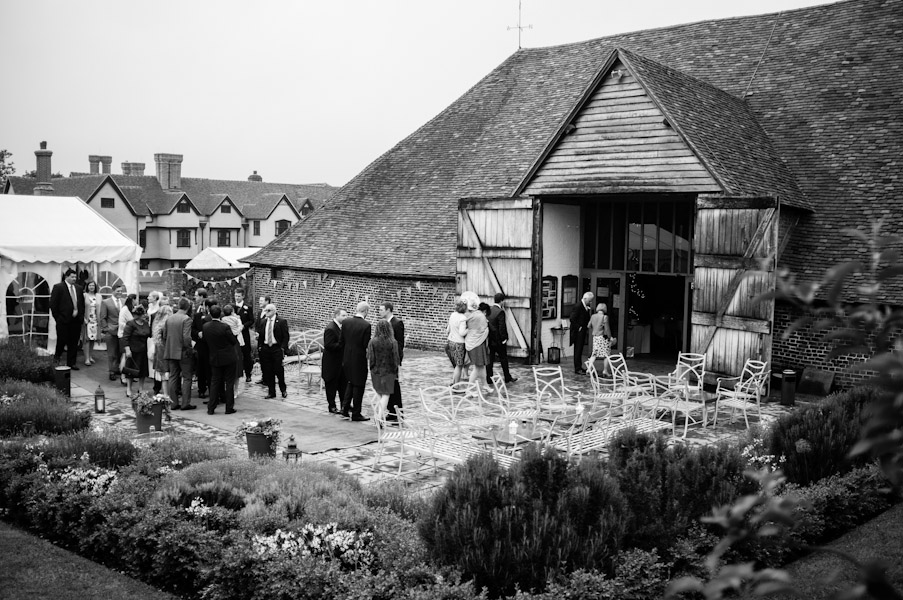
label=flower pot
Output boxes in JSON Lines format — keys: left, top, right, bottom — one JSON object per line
{"left": 246, "top": 432, "right": 276, "bottom": 458}
{"left": 136, "top": 403, "right": 164, "bottom": 433}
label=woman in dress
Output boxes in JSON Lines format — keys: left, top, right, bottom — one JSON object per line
{"left": 82, "top": 281, "right": 100, "bottom": 366}
{"left": 151, "top": 302, "right": 173, "bottom": 397}
{"left": 464, "top": 297, "right": 491, "bottom": 394}
{"left": 123, "top": 304, "right": 151, "bottom": 397}
{"left": 368, "top": 319, "right": 400, "bottom": 415}
{"left": 445, "top": 299, "right": 468, "bottom": 385}
{"left": 117, "top": 294, "right": 136, "bottom": 387}
{"left": 588, "top": 303, "right": 612, "bottom": 376}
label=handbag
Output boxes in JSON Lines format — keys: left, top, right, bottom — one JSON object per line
{"left": 122, "top": 356, "right": 140, "bottom": 378}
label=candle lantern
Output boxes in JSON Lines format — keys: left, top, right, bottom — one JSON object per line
{"left": 94, "top": 385, "right": 106, "bottom": 413}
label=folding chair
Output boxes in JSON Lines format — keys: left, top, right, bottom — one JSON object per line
{"left": 712, "top": 359, "right": 769, "bottom": 428}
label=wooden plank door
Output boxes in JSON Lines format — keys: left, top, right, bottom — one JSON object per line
{"left": 690, "top": 196, "right": 778, "bottom": 378}
{"left": 458, "top": 198, "right": 534, "bottom": 358}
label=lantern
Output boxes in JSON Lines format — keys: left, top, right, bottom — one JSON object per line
{"left": 94, "top": 385, "right": 106, "bottom": 413}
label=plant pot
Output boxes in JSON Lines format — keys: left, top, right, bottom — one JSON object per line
{"left": 136, "top": 403, "right": 164, "bottom": 433}
{"left": 246, "top": 432, "right": 276, "bottom": 458}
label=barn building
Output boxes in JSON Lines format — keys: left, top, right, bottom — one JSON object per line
{"left": 249, "top": 0, "right": 902, "bottom": 385}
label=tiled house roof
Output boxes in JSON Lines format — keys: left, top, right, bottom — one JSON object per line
{"left": 249, "top": 0, "right": 903, "bottom": 288}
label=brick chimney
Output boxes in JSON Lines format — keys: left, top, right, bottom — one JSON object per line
{"left": 154, "top": 153, "right": 183, "bottom": 189}
{"left": 89, "top": 155, "right": 101, "bottom": 174}
{"left": 248, "top": 170, "right": 263, "bottom": 182}
{"left": 121, "top": 162, "right": 146, "bottom": 176}
{"left": 99, "top": 156, "right": 112, "bottom": 174}
{"left": 121, "top": 162, "right": 131, "bottom": 176}
{"left": 34, "top": 141, "right": 54, "bottom": 196}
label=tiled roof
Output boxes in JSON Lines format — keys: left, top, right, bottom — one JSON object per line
{"left": 249, "top": 0, "right": 903, "bottom": 285}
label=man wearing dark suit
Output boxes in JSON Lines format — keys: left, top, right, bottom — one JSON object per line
{"left": 233, "top": 289, "right": 254, "bottom": 383}
{"left": 49, "top": 268, "right": 85, "bottom": 369}
{"left": 321, "top": 308, "right": 348, "bottom": 414}
{"left": 487, "top": 292, "right": 517, "bottom": 384}
{"left": 162, "top": 298, "right": 196, "bottom": 410}
{"left": 98, "top": 284, "right": 123, "bottom": 380}
{"left": 341, "top": 301, "right": 372, "bottom": 422}
{"left": 379, "top": 302, "right": 405, "bottom": 421}
{"left": 257, "top": 303, "right": 290, "bottom": 399}
{"left": 203, "top": 305, "right": 238, "bottom": 414}
{"left": 191, "top": 289, "right": 211, "bottom": 398}
{"left": 253, "top": 295, "right": 272, "bottom": 386}
{"left": 569, "top": 292, "right": 595, "bottom": 374}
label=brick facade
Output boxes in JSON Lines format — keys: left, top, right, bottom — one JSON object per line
{"left": 771, "top": 301, "right": 876, "bottom": 390}
{"left": 249, "top": 267, "right": 456, "bottom": 351}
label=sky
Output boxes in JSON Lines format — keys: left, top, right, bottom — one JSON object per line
{"left": 2, "top": 0, "right": 837, "bottom": 188}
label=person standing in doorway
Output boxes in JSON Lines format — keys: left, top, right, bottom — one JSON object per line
{"left": 341, "top": 301, "right": 371, "bottom": 422}
{"left": 378, "top": 302, "right": 404, "bottom": 421}
{"left": 569, "top": 291, "right": 594, "bottom": 374}
{"left": 191, "top": 289, "right": 210, "bottom": 398}
{"left": 203, "top": 304, "right": 238, "bottom": 415}
{"left": 487, "top": 292, "right": 517, "bottom": 385}
{"left": 322, "top": 307, "right": 347, "bottom": 414}
{"left": 233, "top": 289, "right": 254, "bottom": 383}
{"left": 257, "top": 303, "right": 289, "bottom": 399}
{"left": 98, "top": 284, "right": 124, "bottom": 381}
{"left": 49, "top": 268, "right": 85, "bottom": 369}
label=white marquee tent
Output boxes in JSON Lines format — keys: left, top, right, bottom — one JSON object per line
{"left": 184, "top": 247, "right": 258, "bottom": 269}
{"left": 0, "top": 194, "right": 142, "bottom": 350}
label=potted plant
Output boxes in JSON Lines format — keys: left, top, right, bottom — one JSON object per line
{"left": 133, "top": 391, "right": 171, "bottom": 433}
{"left": 236, "top": 418, "right": 281, "bottom": 458}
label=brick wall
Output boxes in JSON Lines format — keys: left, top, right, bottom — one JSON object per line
{"left": 249, "top": 267, "right": 456, "bottom": 350}
{"left": 772, "top": 301, "right": 876, "bottom": 390}
{"left": 163, "top": 268, "right": 252, "bottom": 307}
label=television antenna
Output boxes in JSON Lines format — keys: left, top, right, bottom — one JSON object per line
{"left": 507, "top": 0, "right": 532, "bottom": 49}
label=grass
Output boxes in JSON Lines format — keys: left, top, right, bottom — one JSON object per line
{"left": 0, "top": 521, "right": 175, "bottom": 600}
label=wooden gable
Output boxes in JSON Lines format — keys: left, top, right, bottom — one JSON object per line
{"left": 524, "top": 60, "right": 721, "bottom": 196}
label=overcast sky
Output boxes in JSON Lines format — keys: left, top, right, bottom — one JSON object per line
{"left": 3, "top": 0, "right": 836, "bottom": 187}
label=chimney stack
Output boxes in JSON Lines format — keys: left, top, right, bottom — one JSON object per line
{"left": 154, "top": 153, "right": 183, "bottom": 189}
{"left": 34, "top": 141, "right": 54, "bottom": 196}
{"left": 100, "top": 156, "right": 112, "bottom": 174}
{"left": 121, "top": 162, "right": 131, "bottom": 176}
{"left": 89, "top": 155, "right": 101, "bottom": 174}
{"left": 248, "top": 170, "right": 263, "bottom": 182}
{"left": 121, "top": 162, "right": 146, "bottom": 176}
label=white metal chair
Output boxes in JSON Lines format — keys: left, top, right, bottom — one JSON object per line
{"left": 712, "top": 359, "right": 769, "bottom": 429}
{"left": 368, "top": 392, "right": 425, "bottom": 476}
{"left": 669, "top": 352, "right": 707, "bottom": 398}
{"left": 532, "top": 365, "right": 582, "bottom": 412}
{"left": 488, "top": 375, "right": 539, "bottom": 421}
{"left": 295, "top": 339, "right": 323, "bottom": 385}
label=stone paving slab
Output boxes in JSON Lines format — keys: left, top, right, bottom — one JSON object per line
{"left": 67, "top": 349, "right": 805, "bottom": 496}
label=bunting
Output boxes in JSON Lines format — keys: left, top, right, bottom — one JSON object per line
{"left": 180, "top": 271, "right": 248, "bottom": 288}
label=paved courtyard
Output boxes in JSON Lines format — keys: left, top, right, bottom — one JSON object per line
{"left": 69, "top": 348, "right": 801, "bottom": 496}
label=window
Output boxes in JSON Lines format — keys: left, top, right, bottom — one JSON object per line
{"left": 253, "top": 220, "right": 260, "bottom": 236}
{"left": 176, "top": 201, "right": 190, "bottom": 213}
{"left": 541, "top": 276, "right": 558, "bottom": 320}
{"left": 271, "top": 268, "right": 282, "bottom": 280}
{"left": 217, "top": 230, "right": 231, "bottom": 247}
{"left": 221, "top": 205, "right": 231, "bottom": 214}
{"left": 301, "top": 201, "right": 313, "bottom": 218}
{"left": 138, "top": 229, "right": 146, "bottom": 249}
{"left": 139, "top": 259, "right": 150, "bottom": 270}
{"left": 100, "top": 197, "right": 114, "bottom": 208}
{"left": 176, "top": 229, "right": 191, "bottom": 248}
{"left": 275, "top": 220, "right": 291, "bottom": 236}
{"left": 170, "top": 260, "right": 188, "bottom": 268}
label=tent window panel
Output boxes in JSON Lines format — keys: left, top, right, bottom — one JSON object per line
{"left": 176, "top": 230, "right": 191, "bottom": 248}
{"left": 5, "top": 272, "right": 51, "bottom": 349}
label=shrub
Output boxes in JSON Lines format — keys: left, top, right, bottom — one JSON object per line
{"left": 767, "top": 386, "right": 880, "bottom": 485}
{"left": 606, "top": 429, "right": 750, "bottom": 550}
{"left": 419, "top": 447, "right": 627, "bottom": 598}
{"left": 363, "top": 479, "right": 430, "bottom": 522}
{"left": 39, "top": 428, "right": 138, "bottom": 469}
{"left": 0, "top": 339, "right": 55, "bottom": 383}
{"left": 127, "top": 434, "right": 235, "bottom": 476}
{"left": 0, "top": 380, "right": 90, "bottom": 436}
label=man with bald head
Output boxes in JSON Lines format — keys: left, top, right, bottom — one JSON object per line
{"left": 340, "top": 301, "right": 371, "bottom": 421}
{"left": 256, "top": 303, "right": 290, "bottom": 399}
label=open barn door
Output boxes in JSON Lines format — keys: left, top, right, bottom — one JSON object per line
{"left": 691, "top": 196, "right": 778, "bottom": 379}
{"left": 458, "top": 198, "right": 534, "bottom": 358}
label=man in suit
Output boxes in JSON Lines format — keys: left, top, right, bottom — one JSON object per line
{"left": 162, "top": 297, "right": 196, "bottom": 411}
{"left": 49, "top": 268, "right": 85, "bottom": 369}
{"left": 203, "top": 304, "right": 238, "bottom": 415}
{"left": 233, "top": 288, "right": 254, "bottom": 383}
{"left": 341, "top": 301, "right": 371, "bottom": 422}
{"left": 487, "top": 292, "right": 517, "bottom": 385}
{"left": 322, "top": 307, "right": 348, "bottom": 414}
{"left": 191, "top": 288, "right": 211, "bottom": 398}
{"left": 98, "top": 284, "right": 123, "bottom": 380}
{"left": 254, "top": 295, "right": 272, "bottom": 385}
{"left": 378, "top": 302, "right": 405, "bottom": 421}
{"left": 569, "top": 291, "right": 595, "bottom": 374}
{"left": 257, "top": 303, "right": 290, "bottom": 399}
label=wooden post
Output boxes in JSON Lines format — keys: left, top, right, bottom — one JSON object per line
{"left": 530, "top": 196, "right": 543, "bottom": 364}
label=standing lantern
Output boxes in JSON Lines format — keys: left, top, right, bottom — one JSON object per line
{"left": 94, "top": 385, "right": 106, "bottom": 413}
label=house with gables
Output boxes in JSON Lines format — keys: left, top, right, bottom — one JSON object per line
{"left": 248, "top": 0, "right": 902, "bottom": 386}
{"left": 4, "top": 148, "right": 336, "bottom": 270}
